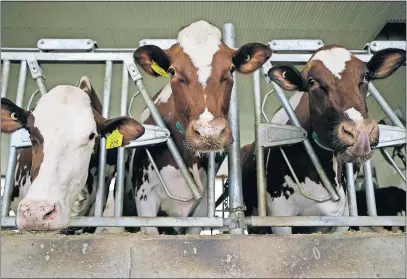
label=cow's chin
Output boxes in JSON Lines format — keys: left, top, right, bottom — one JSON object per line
{"left": 337, "top": 148, "right": 373, "bottom": 165}
{"left": 185, "top": 137, "right": 232, "bottom": 156}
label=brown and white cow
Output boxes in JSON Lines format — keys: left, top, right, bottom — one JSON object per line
{"left": 1, "top": 76, "right": 145, "bottom": 232}
{"left": 123, "top": 20, "right": 271, "bottom": 234}
{"left": 240, "top": 45, "right": 405, "bottom": 234}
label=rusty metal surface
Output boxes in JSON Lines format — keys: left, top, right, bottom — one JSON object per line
{"left": 1, "top": 232, "right": 405, "bottom": 278}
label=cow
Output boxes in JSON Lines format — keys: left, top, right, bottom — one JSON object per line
{"left": 350, "top": 186, "right": 406, "bottom": 233}
{"left": 123, "top": 20, "right": 271, "bottom": 235}
{"left": 1, "top": 76, "right": 145, "bottom": 232}
{"left": 240, "top": 45, "right": 406, "bottom": 234}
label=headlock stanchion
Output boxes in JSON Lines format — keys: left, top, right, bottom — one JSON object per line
{"left": 1, "top": 32, "right": 405, "bottom": 230}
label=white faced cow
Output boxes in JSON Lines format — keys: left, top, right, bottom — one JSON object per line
{"left": 240, "top": 45, "right": 406, "bottom": 234}
{"left": 123, "top": 20, "right": 271, "bottom": 235}
{"left": 1, "top": 77, "right": 145, "bottom": 232}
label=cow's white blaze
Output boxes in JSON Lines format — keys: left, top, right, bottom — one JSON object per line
{"left": 345, "top": 107, "right": 363, "bottom": 123}
{"left": 22, "top": 85, "right": 97, "bottom": 225}
{"left": 311, "top": 47, "right": 351, "bottom": 79}
{"left": 271, "top": 91, "right": 304, "bottom": 124}
{"left": 177, "top": 20, "right": 222, "bottom": 88}
{"left": 198, "top": 107, "right": 214, "bottom": 122}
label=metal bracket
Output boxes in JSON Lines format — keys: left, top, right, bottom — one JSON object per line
{"left": 26, "top": 56, "right": 45, "bottom": 80}
{"left": 124, "top": 60, "right": 142, "bottom": 81}
{"left": 258, "top": 123, "right": 307, "bottom": 147}
{"left": 268, "top": 39, "right": 324, "bottom": 52}
{"left": 375, "top": 124, "right": 406, "bottom": 149}
{"left": 261, "top": 59, "right": 273, "bottom": 84}
{"left": 37, "top": 39, "right": 97, "bottom": 52}
{"left": 125, "top": 124, "right": 171, "bottom": 148}
{"left": 9, "top": 124, "right": 171, "bottom": 149}
{"left": 9, "top": 129, "right": 31, "bottom": 148}
{"left": 364, "top": 41, "right": 406, "bottom": 53}
{"left": 139, "top": 39, "right": 177, "bottom": 49}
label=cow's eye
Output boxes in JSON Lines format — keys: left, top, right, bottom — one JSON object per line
{"left": 362, "top": 73, "right": 370, "bottom": 83}
{"left": 308, "top": 78, "right": 316, "bottom": 87}
{"left": 168, "top": 68, "right": 176, "bottom": 77}
{"left": 89, "top": 133, "right": 96, "bottom": 140}
{"left": 10, "top": 112, "right": 19, "bottom": 120}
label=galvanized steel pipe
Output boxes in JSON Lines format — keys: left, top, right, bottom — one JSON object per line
{"left": 207, "top": 152, "right": 216, "bottom": 217}
{"left": 94, "top": 60, "right": 113, "bottom": 217}
{"left": 114, "top": 64, "right": 129, "bottom": 217}
{"left": 1, "top": 61, "right": 27, "bottom": 218}
{"left": 363, "top": 159, "right": 377, "bottom": 216}
{"left": 1, "top": 60, "right": 11, "bottom": 98}
{"left": 346, "top": 163, "right": 358, "bottom": 216}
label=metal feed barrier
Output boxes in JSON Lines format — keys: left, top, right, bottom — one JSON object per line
{"left": 1, "top": 24, "right": 406, "bottom": 232}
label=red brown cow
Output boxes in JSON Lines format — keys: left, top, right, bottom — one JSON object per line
{"left": 123, "top": 20, "right": 271, "bottom": 234}
{"left": 240, "top": 45, "right": 405, "bottom": 234}
{"left": 1, "top": 76, "right": 145, "bottom": 232}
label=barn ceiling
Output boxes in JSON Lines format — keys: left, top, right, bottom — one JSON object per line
{"left": 1, "top": 1, "right": 406, "bottom": 177}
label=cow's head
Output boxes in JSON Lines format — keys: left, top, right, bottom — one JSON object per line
{"left": 1, "top": 77, "right": 145, "bottom": 231}
{"left": 268, "top": 45, "right": 405, "bottom": 164}
{"left": 134, "top": 20, "right": 271, "bottom": 153}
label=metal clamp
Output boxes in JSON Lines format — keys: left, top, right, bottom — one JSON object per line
{"left": 9, "top": 129, "right": 31, "bottom": 148}
{"left": 268, "top": 39, "right": 324, "bottom": 52}
{"left": 375, "top": 124, "right": 406, "bottom": 148}
{"left": 26, "top": 56, "right": 45, "bottom": 80}
{"left": 138, "top": 39, "right": 177, "bottom": 50}
{"left": 258, "top": 123, "right": 307, "bottom": 147}
{"left": 124, "top": 60, "right": 142, "bottom": 81}
{"left": 37, "top": 39, "right": 97, "bottom": 52}
{"left": 125, "top": 124, "right": 171, "bottom": 148}
{"left": 365, "top": 41, "right": 406, "bottom": 53}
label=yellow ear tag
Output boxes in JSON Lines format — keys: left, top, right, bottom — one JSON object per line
{"left": 106, "top": 129, "right": 123, "bottom": 149}
{"left": 151, "top": 60, "right": 169, "bottom": 77}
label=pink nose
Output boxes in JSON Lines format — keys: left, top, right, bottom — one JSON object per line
{"left": 17, "top": 199, "right": 58, "bottom": 231}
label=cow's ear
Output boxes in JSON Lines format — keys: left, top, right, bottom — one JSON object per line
{"left": 93, "top": 110, "right": 145, "bottom": 147}
{"left": 1, "top": 98, "right": 29, "bottom": 133}
{"left": 133, "top": 45, "right": 171, "bottom": 77}
{"left": 233, "top": 43, "right": 272, "bottom": 74}
{"left": 367, "top": 48, "right": 406, "bottom": 80}
{"left": 75, "top": 76, "right": 103, "bottom": 114}
{"left": 267, "top": 64, "right": 304, "bottom": 91}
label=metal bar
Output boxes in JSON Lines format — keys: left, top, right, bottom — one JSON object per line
{"left": 1, "top": 61, "right": 27, "bottom": 218}
{"left": 207, "top": 152, "right": 216, "bottom": 217}
{"left": 363, "top": 160, "right": 377, "bottom": 216}
{"left": 145, "top": 148, "right": 193, "bottom": 202}
{"left": 346, "top": 163, "right": 358, "bottom": 216}
{"left": 114, "top": 64, "right": 128, "bottom": 217}
{"left": 271, "top": 81, "right": 340, "bottom": 201}
{"left": 35, "top": 78, "right": 47, "bottom": 96}
{"left": 1, "top": 217, "right": 225, "bottom": 228}
{"left": 94, "top": 60, "right": 112, "bottom": 217}
{"left": 368, "top": 83, "right": 405, "bottom": 129}
{"left": 1, "top": 51, "right": 375, "bottom": 63}
{"left": 1, "top": 60, "right": 11, "bottom": 98}
{"left": 382, "top": 148, "right": 406, "bottom": 182}
{"left": 245, "top": 216, "right": 405, "bottom": 227}
{"left": 131, "top": 73, "right": 202, "bottom": 200}
{"left": 223, "top": 23, "right": 245, "bottom": 220}
{"left": 253, "top": 70, "right": 267, "bottom": 216}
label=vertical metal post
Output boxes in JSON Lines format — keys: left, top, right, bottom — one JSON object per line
{"left": 207, "top": 152, "right": 216, "bottom": 217}
{"left": 94, "top": 60, "right": 112, "bottom": 217}
{"left": 253, "top": 70, "right": 267, "bottom": 216}
{"left": 346, "top": 163, "right": 358, "bottom": 216}
{"left": 363, "top": 159, "right": 377, "bottom": 216}
{"left": 1, "top": 60, "right": 11, "bottom": 98}
{"left": 114, "top": 64, "right": 128, "bottom": 217}
{"left": 271, "top": 81, "right": 340, "bottom": 201}
{"left": 1, "top": 61, "right": 27, "bottom": 218}
{"left": 223, "top": 24, "right": 245, "bottom": 231}
{"left": 368, "top": 83, "right": 405, "bottom": 129}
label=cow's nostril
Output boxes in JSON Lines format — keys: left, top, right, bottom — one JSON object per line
{"left": 42, "top": 204, "right": 57, "bottom": 221}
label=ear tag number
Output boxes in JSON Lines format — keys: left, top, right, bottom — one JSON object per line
{"left": 151, "top": 60, "right": 169, "bottom": 77}
{"left": 106, "top": 129, "right": 123, "bottom": 149}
